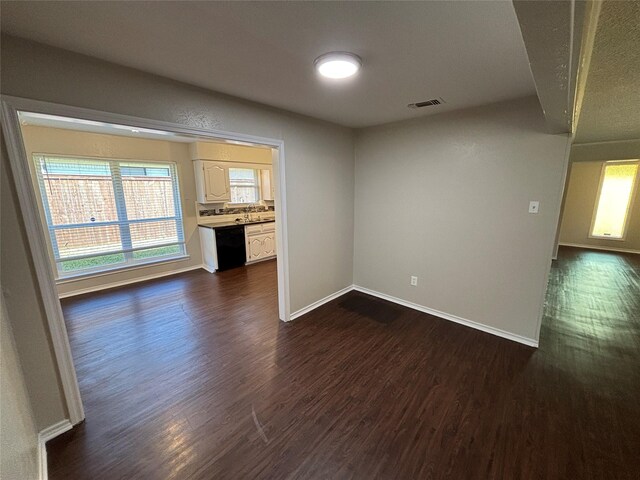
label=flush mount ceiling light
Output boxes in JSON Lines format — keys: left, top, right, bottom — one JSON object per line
{"left": 314, "top": 52, "right": 362, "bottom": 79}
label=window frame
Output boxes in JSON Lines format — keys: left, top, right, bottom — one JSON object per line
{"left": 227, "top": 167, "right": 261, "bottom": 205}
{"left": 33, "top": 154, "right": 188, "bottom": 280}
{"left": 589, "top": 160, "right": 640, "bottom": 241}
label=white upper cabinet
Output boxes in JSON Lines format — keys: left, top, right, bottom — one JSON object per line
{"left": 260, "top": 168, "right": 275, "bottom": 201}
{"left": 194, "top": 160, "right": 231, "bottom": 203}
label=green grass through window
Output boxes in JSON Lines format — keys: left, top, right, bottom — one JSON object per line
{"left": 60, "top": 245, "right": 182, "bottom": 272}
{"left": 60, "top": 253, "right": 125, "bottom": 272}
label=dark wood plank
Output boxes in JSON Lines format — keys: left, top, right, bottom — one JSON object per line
{"left": 48, "top": 249, "right": 640, "bottom": 479}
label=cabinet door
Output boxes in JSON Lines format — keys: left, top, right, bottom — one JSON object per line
{"left": 262, "top": 233, "right": 276, "bottom": 257}
{"left": 260, "top": 168, "right": 275, "bottom": 201}
{"left": 204, "top": 163, "right": 230, "bottom": 202}
{"left": 248, "top": 235, "right": 265, "bottom": 261}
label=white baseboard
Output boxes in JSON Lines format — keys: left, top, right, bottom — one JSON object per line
{"left": 289, "top": 285, "right": 355, "bottom": 321}
{"left": 201, "top": 264, "right": 216, "bottom": 274}
{"left": 352, "top": 285, "right": 539, "bottom": 348}
{"left": 288, "top": 284, "right": 538, "bottom": 347}
{"left": 559, "top": 243, "right": 640, "bottom": 255}
{"left": 245, "top": 255, "right": 277, "bottom": 266}
{"left": 58, "top": 265, "right": 204, "bottom": 298}
{"left": 38, "top": 420, "right": 73, "bottom": 480}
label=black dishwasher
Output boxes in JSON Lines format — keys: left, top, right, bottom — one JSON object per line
{"left": 215, "top": 226, "right": 246, "bottom": 271}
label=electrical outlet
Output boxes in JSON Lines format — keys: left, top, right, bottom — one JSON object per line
{"left": 528, "top": 201, "right": 540, "bottom": 214}
{"left": 410, "top": 276, "right": 418, "bottom": 286}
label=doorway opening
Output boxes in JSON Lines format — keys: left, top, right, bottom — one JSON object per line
{"left": 2, "top": 97, "right": 291, "bottom": 426}
{"left": 543, "top": 159, "right": 640, "bottom": 340}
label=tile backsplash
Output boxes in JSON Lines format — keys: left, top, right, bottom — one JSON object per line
{"left": 199, "top": 205, "right": 275, "bottom": 217}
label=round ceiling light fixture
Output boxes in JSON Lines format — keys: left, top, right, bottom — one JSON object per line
{"left": 314, "top": 52, "right": 362, "bottom": 79}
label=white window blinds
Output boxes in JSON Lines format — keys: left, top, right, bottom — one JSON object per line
{"left": 34, "top": 155, "right": 186, "bottom": 277}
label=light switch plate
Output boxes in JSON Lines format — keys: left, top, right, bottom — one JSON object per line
{"left": 529, "top": 201, "right": 540, "bottom": 214}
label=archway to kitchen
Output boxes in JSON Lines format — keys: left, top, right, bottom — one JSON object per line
{"left": 2, "top": 96, "right": 291, "bottom": 425}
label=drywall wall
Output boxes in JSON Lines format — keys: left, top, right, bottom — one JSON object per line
{"left": 1, "top": 130, "right": 68, "bottom": 430}
{"left": 0, "top": 293, "right": 40, "bottom": 480}
{"left": 559, "top": 161, "right": 640, "bottom": 251}
{"left": 354, "top": 96, "right": 569, "bottom": 343}
{"left": 189, "top": 141, "right": 272, "bottom": 164}
{"left": 20, "top": 125, "right": 203, "bottom": 296}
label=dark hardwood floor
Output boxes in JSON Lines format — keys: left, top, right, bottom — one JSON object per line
{"left": 49, "top": 248, "right": 640, "bottom": 479}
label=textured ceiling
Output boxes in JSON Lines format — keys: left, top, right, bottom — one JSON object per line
{"left": 574, "top": 0, "right": 640, "bottom": 144}
{"left": 0, "top": 1, "right": 535, "bottom": 128}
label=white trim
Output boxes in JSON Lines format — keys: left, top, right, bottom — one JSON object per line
{"left": 289, "top": 283, "right": 539, "bottom": 347}
{"left": 352, "top": 286, "right": 539, "bottom": 348}
{"left": 272, "top": 147, "right": 291, "bottom": 321}
{"left": 58, "top": 265, "right": 204, "bottom": 298}
{"left": 39, "top": 419, "right": 73, "bottom": 444}
{"left": 201, "top": 264, "right": 216, "bottom": 274}
{"left": 245, "top": 256, "right": 277, "bottom": 266}
{"left": 38, "top": 440, "right": 47, "bottom": 480}
{"left": 38, "top": 420, "right": 73, "bottom": 480}
{"left": 1, "top": 95, "right": 292, "bottom": 427}
{"left": 1, "top": 100, "right": 85, "bottom": 425}
{"left": 289, "top": 285, "right": 355, "bottom": 321}
{"left": 559, "top": 243, "right": 640, "bottom": 255}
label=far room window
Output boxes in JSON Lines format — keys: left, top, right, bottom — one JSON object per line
{"left": 229, "top": 168, "right": 259, "bottom": 203}
{"left": 590, "top": 161, "right": 639, "bottom": 240}
{"left": 34, "top": 155, "right": 186, "bottom": 278}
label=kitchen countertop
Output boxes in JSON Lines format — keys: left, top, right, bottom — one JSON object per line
{"left": 198, "top": 218, "right": 275, "bottom": 229}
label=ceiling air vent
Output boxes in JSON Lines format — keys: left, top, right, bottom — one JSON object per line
{"left": 408, "top": 98, "right": 445, "bottom": 109}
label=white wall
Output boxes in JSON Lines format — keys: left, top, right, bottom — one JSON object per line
{"left": 353, "top": 97, "right": 569, "bottom": 343}
{"left": 1, "top": 35, "right": 355, "bottom": 427}
{"left": 189, "top": 141, "right": 272, "bottom": 164}
{"left": 1, "top": 293, "right": 40, "bottom": 480}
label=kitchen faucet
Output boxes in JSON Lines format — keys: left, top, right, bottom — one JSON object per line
{"left": 244, "top": 203, "right": 260, "bottom": 222}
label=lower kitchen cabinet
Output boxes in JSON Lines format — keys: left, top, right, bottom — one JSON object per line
{"left": 200, "top": 221, "right": 276, "bottom": 272}
{"left": 245, "top": 222, "right": 276, "bottom": 263}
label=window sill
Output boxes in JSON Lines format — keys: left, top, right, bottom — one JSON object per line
{"left": 588, "top": 236, "right": 626, "bottom": 242}
{"left": 56, "top": 255, "right": 191, "bottom": 284}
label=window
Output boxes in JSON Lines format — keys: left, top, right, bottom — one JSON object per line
{"left": 229, "top": 168, "right": 259, "bottom": 203}
{"left": 590, "top": 161, "right": 639, "bottom": 239}
{"left": 34, "top": 155, "right": 186, "bottom": 277}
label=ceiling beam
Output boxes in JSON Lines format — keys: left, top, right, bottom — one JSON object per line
{"left": 513, "top": 0, "right": 586, "bottom": 134}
